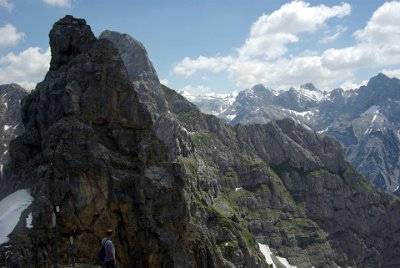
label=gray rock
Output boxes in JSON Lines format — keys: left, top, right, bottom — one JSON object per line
{"left": 99, "top": 30, "right": 167, "bottom": 118}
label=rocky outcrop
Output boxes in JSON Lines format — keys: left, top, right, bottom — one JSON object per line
{"left": 99, "top": 30, "right": 167, "bottom": 118}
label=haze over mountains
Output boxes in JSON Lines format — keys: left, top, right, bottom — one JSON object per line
{"left": 0, "top": 16, "right": 399, "bottom": 268}
{"left": 185, "top": 74, "right": 400, "bottom": 195}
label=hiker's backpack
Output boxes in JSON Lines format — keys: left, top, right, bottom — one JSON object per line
{"left": 97, "top": 239, "right": 108, "bottom": 263}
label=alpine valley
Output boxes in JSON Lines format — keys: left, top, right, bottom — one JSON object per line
{"left": 0, "top": 16, "right": 400, "bottom": 268}
{"left": 185, "top": 75, "right": 400, "bottom": 195}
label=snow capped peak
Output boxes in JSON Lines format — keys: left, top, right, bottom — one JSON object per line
{"left": 180, "top": 88, "right": 239, "bottom": 116}
{"left": 292, "top": 84, "right": 325, "bottom": 102}
{"left": 180, "top": 89, "right": 238, "bottom": 102}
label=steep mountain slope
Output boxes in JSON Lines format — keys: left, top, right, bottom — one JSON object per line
{"left": 162, "top": 86, "right": 400, "bottom": 267}
{"left": 189, "top": 76, "right": 400, "bottom": 193}
{"left": 0, "top": 16, "right": 400, "bottom": 268}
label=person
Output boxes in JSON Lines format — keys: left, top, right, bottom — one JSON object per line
{"left": 101, "top": 229, "right": 117, "bottom": 268}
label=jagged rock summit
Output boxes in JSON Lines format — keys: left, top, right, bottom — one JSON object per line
{"left": 1, "top": 15, "right": 400, "bottom": 268}
{"left": 99, "top": 29, "right": 167, "bottom": 118}
{"left": 99, "top": 30, "right": 158, "bottom": 82}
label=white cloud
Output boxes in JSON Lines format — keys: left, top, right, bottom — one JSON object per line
{"left": 227, "top": 56, "right": 349, "bottom": 90}
{"left": 382, "top": 68, "right": 400, "bottom": 79}
{"left": 354, "top": 1, "right": 400, "bottom": 44}
{"left": 322, "top": 1, "right": 400, "bottom": 70}
{"left": 179, "top": 85, "right": 211, "bottom": 96}
{"left": 0, "top": 0, "right": 15, "bottom": 12}
{"left": 238, "top": 1, "right": 351, "bottom": 58}
{"left": 172, "top": 1, "right": 400, "bottom": 91}
{"left": 0, "top": 47, "right": 51, "bottom": 90}
{"left": 42, "top": 0, "right": 71, "bottom": 8}
{"left": 319, "top": 26, "right": 347, "bottom": 44}
{"left": 173, "top": 56, "right": 233, "bottom": 76}
{"left": 0, "top": 24, "right": 25, "bottom": 48}
{"left": 172, "top": 1, "right": 352, "bottom": 89}
{"left": 340, "top": 80, "right": 367, "bottom": 90}
{"left": 321, "top": 45, "right": 377, "bottom": 70}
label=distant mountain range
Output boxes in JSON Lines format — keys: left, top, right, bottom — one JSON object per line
{"left": 184, "top": 73, "right": 400, "bottom": 194}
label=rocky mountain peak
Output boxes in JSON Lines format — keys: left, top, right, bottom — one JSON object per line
{"left": 364, "top": 72, "right": 393, "bottom": 91}
{"left": 99, "top": 30, "right": 158, "bottom": 82}
{"left": 251, "top": 84, "right": 267, "bottom": 92}
{"left": 300, "top": 82, "right": 317, "bottom": 91}
{"left": 368, "top": 72, "right": 390, "bottom": 84}
{"left": 49, "top": 15, "right": 96, "bottom": 70}
{"left": 99, "top": 30, "right": 167, "bottom": 118}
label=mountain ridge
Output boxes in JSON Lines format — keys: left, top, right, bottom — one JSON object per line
{"left": 186, "top": 74, "right": 400, "bottom": 193}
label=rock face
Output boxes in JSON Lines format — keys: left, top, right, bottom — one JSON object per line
{"left": 163, "top": 85, "right": 400, "bottom": 267}
{"left": 1, "top": 15, "right": 400, "bottom": 268}
{"left": 99, "top": 30, "right": 167, "bottom": 118}
{"left": 0, "top": 84, "right": 27, "bottom": 180}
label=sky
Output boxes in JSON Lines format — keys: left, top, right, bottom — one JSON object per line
{"left": 1, "top": 0, "right": 400, "bottom": 95}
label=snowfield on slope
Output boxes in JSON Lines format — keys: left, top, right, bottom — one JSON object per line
{"left": 258, "top": 243, "right": 297, "bottom": 268}
{"left": 0, "top": 189, "right": 34, "bottom": 244}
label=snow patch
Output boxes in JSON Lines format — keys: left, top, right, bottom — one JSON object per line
{"left": 362, "top": 105, "right": 380, "bottom": 116}
{"left": 283, "top": 109, "right": 314, "bottom": 121}
{"left": 318, "top": 127, "right": 329, "bottom": 134}
{"left": 226, "top": 113, "right": 236, "bottom": 120}
{"left": 258, "top": 243, "right": 274, "bottom": 267}
{"left": 258, "top": 243, "right": 297, "bottom": 268}
{"left": 293, "top": 86, "right": 325, "bottom": 101}
{"left": 235, "top": 187, "right": 243, "bottom": 192}
{"left": 26, "top": 213, "right": 33, "bottom": 229}
{"left": 0, "top": 189, "right": 34, "bottom": 244}
{"left": 371, "top": 114, "right": 378, "bottom": 123}
{"left": 3, "top": 125, "right": 10, "bottom": 131}
{"left": 277, "top": 256, "right": 297, "bottom": 268}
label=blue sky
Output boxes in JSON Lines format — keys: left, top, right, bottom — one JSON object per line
{"left": 1, "top": 0, "right": 400, "bottom": 94}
